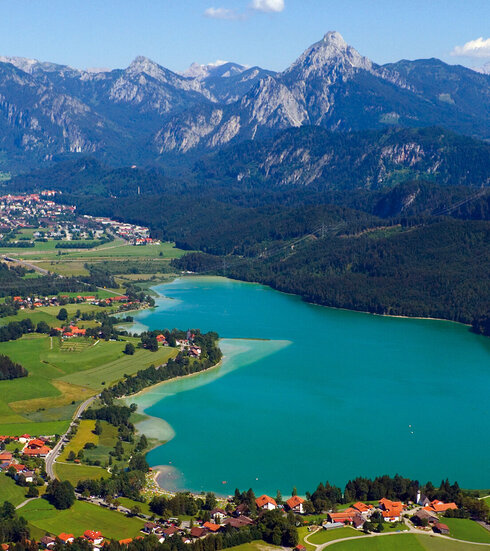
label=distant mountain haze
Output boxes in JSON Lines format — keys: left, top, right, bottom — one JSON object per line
{"left": 0, "top": 31, "right": 488, "bottom": 173}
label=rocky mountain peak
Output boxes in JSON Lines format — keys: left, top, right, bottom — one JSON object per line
{"left": 126, "top": 56, "right": 169, "bottom": 80}
{"left": 283, "top": 30, "right": 373, "bottom": 79}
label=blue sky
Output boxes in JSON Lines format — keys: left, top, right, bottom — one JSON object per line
{"left": 1, "top": 0, "right": 489, "bottom": 72}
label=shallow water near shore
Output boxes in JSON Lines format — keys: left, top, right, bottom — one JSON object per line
{"left": 130, "top": 276, "right": 490, "bottom": 495}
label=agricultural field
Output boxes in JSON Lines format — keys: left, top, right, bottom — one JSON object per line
{"left": 327, "top": 534, "right": 483, "bottom": 550}
{"left": 438, "top": 517, "right": 490, "bottom": 543}
{"left": 18, "top": 498, "right": 146, "bottom": 540}
{"left": 0, "top": 332, "right": 178, "bottom": 436}
{"left": 3, "top": 238, "right": 186, "bottom": 262}
{"left": 54, "top": 462, "right": 111, "bottom": 486}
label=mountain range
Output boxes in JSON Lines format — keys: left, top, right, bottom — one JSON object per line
{"left": 0, "top": 31, "right": 489, "bottom": 173}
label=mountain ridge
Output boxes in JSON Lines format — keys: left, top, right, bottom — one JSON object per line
{"left": 0, "top": 31, "right": 489, "bottom": 173}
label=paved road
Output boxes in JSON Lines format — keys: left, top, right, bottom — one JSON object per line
{"left": 45, "top": 395, "right": 99, "bottom": 480}
{"left": 2, "top": 255, "right": 49, "bottom": 275}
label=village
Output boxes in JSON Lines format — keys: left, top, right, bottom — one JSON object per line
{"left": 0, "top": 192, "right": 158, "bottom": 246}
{"left": 0, "top": 432, "right": 466, "bottom": 551}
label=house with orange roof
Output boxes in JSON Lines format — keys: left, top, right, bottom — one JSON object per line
{"left": 0, "top": 452, "right": 12, "bottom": 462}
{"left": 328, "top": 511, "right": 357, "bottom": 524}
{"left": 83, "top": 530, "right": 104, "bottom": 545}
{"left": 23, "top": 446, "right": 50, "bottom": 457}
{"left": 378, "top": 498, "right": 404, "bottom": 522}
{"left": 27, "top": 438, "right": 45, "bottom": 449}
{"left": 255, "top": 495, "right": 277, "bottom": 510}
{"left": 424, "top": 500, "right": 458, "bottom": 513}
{"left": 203, "top": 522, "right": 221, "bottom": 532}
{"left": 286, "top": 495, "right": 305, "bottom": 514}
{"left": 118, "top": 539, "right": 133, "bottom": 546}
{"left": 57, "top": 534, "right": 74, "bottom": 544}
{"left": 352, "top": 502, "right": 372, "bottom": 514}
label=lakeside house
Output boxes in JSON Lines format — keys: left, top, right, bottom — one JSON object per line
{"left": 286, "top": 495, "right": 305, "bottom": 514}
{"left": 255, "top": 495, "right": 277, "bottom": 511}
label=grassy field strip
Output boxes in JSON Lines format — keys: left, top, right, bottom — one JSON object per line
{"left": 18, "top": 498, "right": 146, "bottom": 539}
{"left": 307, "top": 527, "right": 363, "bottom": 546}
{"left": 0, "top": 420, "right": 70, "bottom": 436}
{"left": 327, "top": 533, "right": 489, "bottom": 550}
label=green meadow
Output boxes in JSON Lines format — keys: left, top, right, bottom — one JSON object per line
{"left": 18, "top": 498, "right": 146, "bottom": 540}
{"left": 0, "top": 472, "right": 31, "bottom": 506}
{"left": 0, "top": 331, "right": 178, "bottom": 436}
{"left": 438, "top": 517, "right": 490, "bottom": 543}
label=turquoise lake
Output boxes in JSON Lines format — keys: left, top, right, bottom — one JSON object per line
{"left": 130, "top": 276, "right": 490, "bottom": 495}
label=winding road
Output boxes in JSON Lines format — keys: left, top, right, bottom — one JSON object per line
{"left": 45, "top": 394, "right": 99, "bottom": 480}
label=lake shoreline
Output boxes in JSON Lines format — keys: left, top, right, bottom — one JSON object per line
{"left": 166, "top": 273, "right": 475, "bottom": 330}
{"left": 127, "top": 276, "right": 490, "bottom": 493}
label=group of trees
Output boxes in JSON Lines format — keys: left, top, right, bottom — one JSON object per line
{"left": 0, "top": 354, "right": 27, "bottom": 380}
{"left": 45, "top": 480, "right": 76, "bottom": 510}
{"left": 0, "top": 501, "right": 29, "bottom": 544}
{"left": 0, "top": 319, "right": 37, "bottom": 343}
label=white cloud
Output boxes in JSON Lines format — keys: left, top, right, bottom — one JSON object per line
{"left": 451, "top": 37, "right": 490, "bottom": 58}
{"left": 204, "top": 7, "right": 244, "bottom": 20}
{"left": 250, "top": 0, "right": 284, "bottom": 13}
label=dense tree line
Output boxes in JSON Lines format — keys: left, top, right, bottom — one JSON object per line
{"left": 82, "top": 405, "right": 133, "bottom": 427}
{"left": 0, "top": 354, "right": 27, "bottom": 380}
{"left": 174, "top": 219, "right": 490, "bottom": 325}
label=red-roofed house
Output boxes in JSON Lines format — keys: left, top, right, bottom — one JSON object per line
{"left": 83, "top": 530, "right": 104, "bottom": 545}
{"left": 424, "top": 500, "right": 458, "bottom": 513}
{"left": 328, "top": 511, "right": 358, "bottom": 524}
{"left": 27, "top": 438, "right": 45, "bottom": 449}
{"left": 256, "top": 495, "right": 277, "bottom": 510}
{"left": 352, "top": 502, "right": 371, "bottom": 514}
{"left": 57, "top": 534, "right": 74, "bottom": 544}
{"left": 118, "top": 539, "right": 133, "bottom": 546}
{"left": 23, "top": 446, "right": 50, "bottom": 457}
{"left": 286, "top": 495, "right": 305, "bottom": 514}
